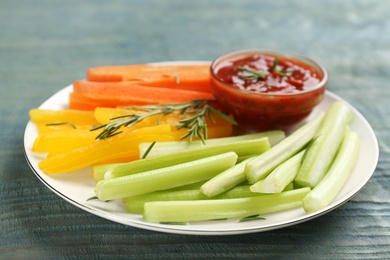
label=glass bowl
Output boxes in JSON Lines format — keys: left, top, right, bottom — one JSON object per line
{"left": 210, "top": 49, "right": 328, "bottom": 134}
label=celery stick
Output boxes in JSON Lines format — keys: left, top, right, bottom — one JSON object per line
{"left": 245, "top": 112, "right": 325, "bottom": 184}
{"left": 125, "top": 190, "right": 204, "bottom": 213}
{"left": 125, "top": 190, "right": 205, "bottom": 213}
{"left": 92, "top": 163, "right": 123, "bottom": 182}
{"left": 214, "top": 185, "right": 259, "bottom": 199}
{"left": 236, "top": 155, "right": 255, "bottom": 163}
{"left": 139, "top": 130, "right": 285, "bottom": 158}
{"left": 124, "top": 185, "right": 257, "bottom": 213}
{"left": 167, "top": 180, "right": 206, "bottom": 191}
{"left": 283, "top": 182, "right": 295, "bottom": 191}
{"left": 200, "top": 157, "right": 255, "bottom": 197}
{"left": 143, "top": 187, "right": 311, "bottom": 223}
{"left": 250, "top": 149, "right": 305, "bottom": 194}
{"left": 94, "top": 152, "right": 238, "bottom": 201}
{"left": 303, "top": 131, "right": 360, "bottom": 212}
{"left": 105, "top": 137, "right": 269, "bottom": 179}
{"left": 295, "top": 101, "right": 353, "bottom": 188}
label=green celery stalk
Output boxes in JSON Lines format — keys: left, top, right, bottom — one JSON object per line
{"left": 245, "top": 112, "right": 325, "bottom": 184}
{"left": 283, "top": 182, "right": 295, "bottom": 191}
{"left": 94, "top": 152, "right": 238, "bottom": 201}
{"left": 167, "top": 180, "right": 206, "bottom": 191}
{"left": 139, "top": 130, "right": 285, "bottom": 158}
{"left": 105, "top": 137, "right": 270, "bottom": 179}
{"left": 124, "top": 185, "right": 257, "bottom": 213}
{"left": 92, "top": 163, "right": 122, "bottom": 182}
{"left": 143, "top": 187, "right": 311, "bottom": 223}
{"left": 303, "top": 130, "right": 360, "bottom": 212}
{"left": 214, "top": 185, "right": 259, "bottom": 199}
{"left": 295, "top": 101, "right": 353, "bottom": 188}
{"left": 125, "top": 190, "right": 206, "bottom": 213}
{"left": 250, "top": 149, "right": 305, "bottom": 194}
{"left": 200, "top": 157, "right": 255, "bottom": 197}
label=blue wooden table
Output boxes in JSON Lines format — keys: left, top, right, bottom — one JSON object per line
{"left": 1, "top": 0, "right": 389, "bottom": 258}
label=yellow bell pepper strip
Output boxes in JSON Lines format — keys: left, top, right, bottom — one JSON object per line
{"left": 29, "top": 108, "right": 98, "bottom": 125}
{"left": 38, "top": 124, "right": 174, "bottom": 174}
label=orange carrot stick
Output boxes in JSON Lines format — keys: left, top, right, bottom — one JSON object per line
{"left": 86, "top": 63, "right": 212, "bottom": 92}
{"left": 69, "top": 80, "right": 215, "bottom": 110}
{"left": 69, "top": 92, "right": 104, "bottom": 111}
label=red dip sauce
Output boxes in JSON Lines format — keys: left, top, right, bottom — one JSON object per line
{"left": 210, "top": 52, "right": 326, "bottom": 134}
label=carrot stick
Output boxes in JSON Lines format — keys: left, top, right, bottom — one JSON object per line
{"left": 86, "top": 63, "right": 212, "bottom": 92}
{"left": 69, "top": 92, "right": 104, "bottom": 110}
{"left": 69, "top": 80, "right": 215, "bottom": 110}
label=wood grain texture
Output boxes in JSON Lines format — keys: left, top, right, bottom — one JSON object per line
{"left": 1, "top": 0, "right": 389, "bottom": 259}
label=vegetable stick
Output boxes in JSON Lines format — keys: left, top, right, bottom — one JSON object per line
{"left": 94, "top": 152, "right": 238, "bottom": 201}
{"left": 69, "top": 92, "right": 105, "bottom": 110}
{"left": 34, "top": 120, "right": 186, "bottom": 155}
{"left": 70, "top": 80, "right": 215, "bottom": 110}
{"left": 200, "top": 157, "right": 255, "bottom": 197}
{"left": 295, "top": 101, "right": 353, "bottom": 188}
{"left": 93, "top": 107, "right": 149, "bottom": 124}
{"left": 139, "top": 130, "right": 285, "bottom": 158}
{"left": 245, "top": 112, "right": 325, "bottom": 184}
{"left": 143, "top": 187, "right": 311, "bottom": 223}
{"left": 32, "top": 129, "right": 97, "bottom": 154}
{"left": 29, "top": 108, "right": 98, "bottom": 125}
{"left": 86, "top": 63, "right": 212, "bottom": 92}
{"left": 92, "top": 135, "right": 269, "bottom": 182}
{"left": 250, "top": 150, "right": 305, "bottom": 194}
{"left": 104, "top": 137, "right": 270, "bottom": 180}
{"left": 123, "top": 185, "right": 258, "bottom": 214}
{"left": 38, "top": 124, "right": 175, "bottom": 174}
{"left": 36, "top": 123, "right": 94, "bottom": 134}
{"left": 303, "top": 130, "right": 360, "bottom": 212}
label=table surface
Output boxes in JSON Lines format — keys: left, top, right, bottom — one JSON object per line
{"left": 1, "top": 0, "right": 389, "bottom": 259}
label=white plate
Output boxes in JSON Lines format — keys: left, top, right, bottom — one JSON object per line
{"left": 24, "top": 66, "right": 379, "bottom": 235}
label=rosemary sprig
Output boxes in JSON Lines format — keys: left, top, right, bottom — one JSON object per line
{"left": 270, "top": 57, "right": 279, "bottom": 72}
{"left": 238, "top": 57, "right": 294, "bottom": 81}
{"left": 238, "top": 66, "right": 269, "bottom": 80}
{"left": 141, "top": 141, "right": 156, "bottom": 159}
{"left": 277, "top": 68, "right": 294, "bottom": 77}
{"left": 270, "top": 57, "right": 294, "bottom": 76}
{"left": 238, "top": 214, "right": 266, "bottom": 222}
{"left": 90, "top": 100, "right": 237, "bottom": 143}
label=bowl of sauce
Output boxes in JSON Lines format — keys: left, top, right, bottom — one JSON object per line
{"left": 210, "top": 49, "right": 328, "bottom": 134}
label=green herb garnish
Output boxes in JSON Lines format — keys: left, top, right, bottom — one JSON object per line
{"left": 239, "top": 57, "right": 294, "bottom": 80}
{"left": 159, "top": 222, "right": 188, "bottom": 225}
{"left": 270, "top": 57, "right": 279, "bottom": 72}
{"left": 239, "top": 214, "right": 266, "bottom": 222}
{"left": 141, "top": 141, "right": 156, "bottom": 159}
{"left": 238, "top": 66, "right": 269, "bottom": 80}
{"left": 90, "top": 100, "right": 237, "bottom": 144}
{"left": 277, "top": 68, "right": 294, "bottom": 77}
